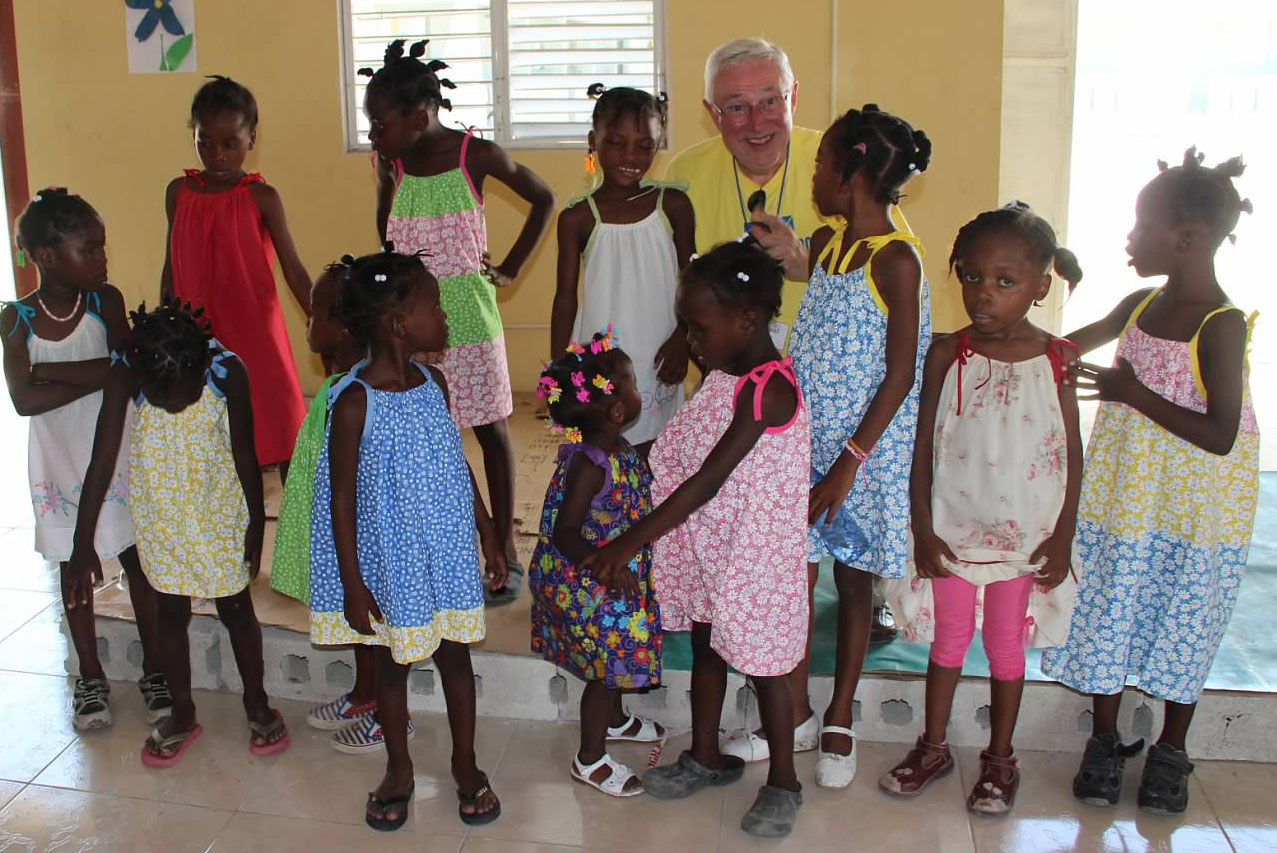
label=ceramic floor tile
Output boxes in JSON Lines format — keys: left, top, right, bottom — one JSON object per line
{"left": 958, "top": 747, "right": 1232, "bottom": 853}
{"left": 210, "top": 810, "right": 466, "bottom": 852}
{"left": 0, "top": 590, "right": 56, "bottom": 644}
{"left": 467, "top": 724, "right": 724, "bottom": 853}
{"left": 716, "top": 740, "right": 975, "bottom": 852}
{"left": 1195, "top": 760, "right": 1277, "bottom": 853}
{"left": 0, "top": 528, "right": 56, "bottom": 594}
{"left": 0, "top": 781, "right": 24, "bottom": 810}
{"left": 34, "top": 689, "right": 296, "bottom": 811}
{"left": 0, "top": 784, "right": 232, "bottom": 852}
{"left": 462, "top": 839, "right": 599, "bottom": 852}
{"left": 240, "top": 707, "right": 518, "bottom": 838}
{"left": 0, "top": 594, "right": 70, "bottom": 675}
{"left": 0, "top": 670, "right": 77, "bottom": 781}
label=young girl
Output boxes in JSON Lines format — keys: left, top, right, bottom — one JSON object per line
{"left": 1042, "top": 149, "right": 1259, "bottom": 815}
{"left": 551, "top": 85, "right": 695, "bottom": 448}
{"left": 68, "top": 301, "right": 289, "bottom": 766}
{"left": 363, "top": 39, "right": 555, "bottom": 599}
{"left": 878, "top": 203, "right": 1083, "bottom": 814}
{"left": 308, "top": 248, "right": 508, "bottom": 831}
{"left": 2, "top": 189, "right": 167, "bottom": 731}
{"left": 768, "top": 104, "right": 931, "bottom": 788}
{"left": 529, "top": 328, "right": 663, "bottom": 797}
{"left": 581, "top": 243, "right": 810, "bottom": 838}
{"left": 161, "top": 75, "right": 311, "bottom": 478}
{"left": 269, "top": 260, "right": 387, "bottom": 752}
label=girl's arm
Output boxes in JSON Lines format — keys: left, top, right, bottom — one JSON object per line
{"left": 580, "top": 369, "right": 798, "bottom": 577}
{"left": 374, "top": 154, "right": 396, "bottom": 244}
{"left": 2, "top": 304, "right": 107, "bottom": 415}
{"left": 909, "top": 335, "right": 959, "bottom": 578}
{"left": 160, "top": 178, "right": 181, "bottom": 303}
{"left": 328, "top": 384, "right": 382, "bottom": 633}
{"left": 250, "top": 182, "right": 313, "bottom": 315}
{"left": 65, "top": 364, "right": 135, "bottom": 608}
{"left": 219, "top": 357, "right": 265, "bottom": 576}
{"left": 1031, "top": 356, "right": 1083, "bottom": 589}
{"left": 550, "top": 204, "right": 590, "bottom": 357}
{"left": 806, "top": 226, "right": 835, "bottom": 280}
{"left": 553, "top": 453, "right": 642, "bottom": 598}
{"left": 1065, "top": 287, "right": 1155, "bottom": 355}
{"left": 1075, "top": 309, "right": 1247, "bottom": 455}
{"left": 30, "top": 285, "right": 133, "bottom": 388}
{"left": 655, "top": 188, "right": 696, "bottom": 385}
{"left": 809, "top": 241, "right": 922, "bottom": 525}
{"left": 469, "top": 139, "right": 555, "bottom": 283}
{"left": 429, "top": 365, "right": 508, "bottom": 590}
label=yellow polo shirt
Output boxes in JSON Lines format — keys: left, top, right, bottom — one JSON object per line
{"left": 664, "top": 125, "right": 828, "bottom": 345}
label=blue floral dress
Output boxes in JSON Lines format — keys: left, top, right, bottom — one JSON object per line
{"left": 789, "top": 224, "right": 930, "bottom": 578}
{"left": 309, "top": 361, "right": 485, "bottom": 664}
{"left": 529, "top": 442, "right": 661, "bottom": 689}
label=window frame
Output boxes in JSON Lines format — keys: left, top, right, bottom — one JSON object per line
{"left": 337, "top": 0, "right": 670, "bottom": 152}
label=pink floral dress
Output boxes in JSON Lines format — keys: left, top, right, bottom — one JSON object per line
{"left": 886, "top": 335, "right": 1078, "bottom": 648}
{"left": 648, "top": 360, "right": 811, "bottom": 677}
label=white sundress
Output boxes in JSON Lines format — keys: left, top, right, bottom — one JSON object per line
{"left": 885, "top": 335, "right": 1078, "bottom": 649}
{"left": 571, "top": 183, "right": 684, "bottom": 444}
{"left": 15, "top": 294, "right": 134, "bottom": 563}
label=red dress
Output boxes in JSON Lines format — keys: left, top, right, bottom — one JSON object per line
{"left": 170, "top": 170, "right": 304, "bottom": 465}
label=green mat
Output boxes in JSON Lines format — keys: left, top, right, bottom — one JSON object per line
{"left": 661, "top": 472, "right": 1276, "bottom": 692}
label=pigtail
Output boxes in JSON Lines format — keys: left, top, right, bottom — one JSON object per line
{"left": 1052, "top": 247, "right": 1084, "bottom": 295}
{"left": 586, "top": 82, "right": 606, "bottom": 99}
{"left": 1151, "top": 147, "right": 1252, "bottom": 244}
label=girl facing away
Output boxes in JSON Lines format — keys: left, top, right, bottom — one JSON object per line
{"left": 581, "top": 242, "right": 811, "bottom": 838}
{"left": 363, "top": 39, "right": 555, "bottom": 602}
{"left": 742, "top": 104, "right": 931, "bottom": 789}
{"left": 69, "top": 301, "right": 289, "bottom": 766}
{"left": 551, "top": 85, "right": 695, "bottom": 450}
{"left": 529, "top": 328, "right": 664, "bottom": 798}
{"left": 269, "top": 260, "right": 393, "bottom": 754}
{"left": 161, "top": 75, "right": 311, "bottom": 480}
{"left": 307, "top": 248, "right": 508, "bottom": 832}
{"left": 879, "top": 203, "right": 1084, "bottom": 815}
{"left": 1, "top": 188, "right": 167, "bottom": 731}
{"left": 1042, "top": 149, "right": 1260, "bottom": 815}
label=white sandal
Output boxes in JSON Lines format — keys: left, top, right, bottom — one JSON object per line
{"left": 606, "top": 714, "right": 664, "bottom": 743}
{"left": 571, "top": 752, "right": 645, "bottom": 798}
{"left": 815, "top": 725, "right": 858, "bottom": 789}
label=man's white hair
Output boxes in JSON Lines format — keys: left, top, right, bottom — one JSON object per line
{"left": 703, "top": 38, "right": 795, "bottom": 103}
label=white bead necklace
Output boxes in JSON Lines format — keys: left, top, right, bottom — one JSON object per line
{"left": 36, "top": 290, "right": 82, "bottom": 323}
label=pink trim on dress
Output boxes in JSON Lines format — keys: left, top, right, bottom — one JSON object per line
{"left": 458, "top": 130, "right": 482, "bottom": 205}
{"left": 731, "top": 358, "right": 803, "bottom": 434}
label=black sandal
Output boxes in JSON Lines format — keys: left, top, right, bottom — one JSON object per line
{"left": 457, "top": 771, "right": 501, "bottom": 825}
{"left": 366, "top": 781, "right": 415, "bottom": 832}
{"left": 1138, "top": 742, "right": 1194, "bottom": 815}
{"left": 1073, "top": 733, "right": 1144, "bottom": 807}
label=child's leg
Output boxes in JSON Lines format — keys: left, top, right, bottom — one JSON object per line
{"left": 213, "top": 587, "right": 277, "bottom": 732}
{"left": 59, "top": 561, "right": 106, "bottom": 681}
{"left": 822, "top": 562, "right": 875, "bottom": 752}
{"left": 785, "top": 562, "right": 820, "bottom": 723}
{"left": 689, "top": 620, "right": 730, "bottom": 768}
{"left": 368, "top": 645, "right": 413, "bottom": 819}
{"left": 471, "top": 419, "right": 518, "bottom": 563}
{"left": 351, "top": 643, "right": 377, "bottom": 706}
{"left": 1091, "top": 692, "right": 1123, "bottom": 737}
{"left": 1158, "top": 701, "right": 1196, "bottom": 751}
{"left": 153, "top": 591, "right": 197, "bottom": 731}
{"left": 980, "top": 574, "right": 1034, "bottom": 757}
{"left": 117, "top": 547, "right": 161, "bottom": 677}
{"left": 579, "top": 680, "right": 612, "bottom": 763}
{"left": 924, "top": 573, "right": 979, "bottom": 744}
{"left": 753, "top": 673, "right": 798, "bottom": 790}
{"left": 433, "top": 639, "right": 499, "bottom": 818}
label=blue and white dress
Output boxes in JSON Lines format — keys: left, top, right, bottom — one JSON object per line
{"left": 789, "top": 223, "right": 930, "bottom": 578}
{"left": 308, "top": 361, "right": 485, "bottom": 664}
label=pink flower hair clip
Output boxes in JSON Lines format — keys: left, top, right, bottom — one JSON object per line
{"left": 549, "top": 423, "right": 583, "bottom": 444}
{"left": 535, "top": 375, "right": 562, "bottom": 404}
{"left": 592, "top": 374, "right": 614, "bottom": 395}
{"left": 589, "top": 324, "right": 617, "bottom": 354}
{"left": 570, "top": 371, "right": 586, "bottom": 388}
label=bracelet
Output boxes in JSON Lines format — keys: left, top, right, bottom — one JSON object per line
{"left": 844, "top": 437, "right": 869, "bottom": 462}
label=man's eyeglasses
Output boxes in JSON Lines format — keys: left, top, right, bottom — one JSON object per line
{"left": 709, "top": 92, "right": 791, "bottom": 125}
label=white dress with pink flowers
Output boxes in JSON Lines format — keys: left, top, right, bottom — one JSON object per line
{"left": 886, "top": 335, "right": 1078, "bottom": 648}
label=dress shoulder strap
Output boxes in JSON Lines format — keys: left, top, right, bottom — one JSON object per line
{"left": 204, "top": 340, "right": 235, "bottom": 400}
{"left": 731, "top": 357, "right": 803, "bottom": 435}
{"left": 1188, "top": 304, "right": 1255, "bottom": 401}
{"left": 556, "top": 442, "right": 614, "bottom": 504}
{"left": 325, "top": 358, "right": 376, "bottom": 444}
{"left": 5, "top": 299, "right": 35, "bottom": 339}
{"left": 1119, "top": 288, "right": 1161, "bottom": 336}
{"left": 459, "top": 129, "right": 482, "bottom": 204}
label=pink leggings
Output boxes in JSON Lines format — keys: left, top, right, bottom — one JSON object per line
{"left": 929, "top": 573, "right": 1034, "bottom": 681}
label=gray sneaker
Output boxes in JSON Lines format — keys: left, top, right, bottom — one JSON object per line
{"left": 741, "top": 785, "right": 803, "bottom": 837}
{"left": 138, "top": 673, "right": 173, "bottom": 723}
{"left": 643, "top": 750, "right": 744, "bottom": 800}
{"left": 72, "top": 677, "right": 111, "bottom": 732}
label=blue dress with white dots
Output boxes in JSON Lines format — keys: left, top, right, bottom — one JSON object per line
{"left": 308, "top": 361, "right": 485, "bottom": 664}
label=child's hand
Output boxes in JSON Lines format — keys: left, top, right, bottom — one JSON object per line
{"left": 750, "top": 210, "right": 808, "bottom": 280}
{"left": 342, "top": 582, "right": 383, "bottom": 636}
{"left": 913, "top": 531, "right": 956, "bottom": 579}
{"left": 808, "top": 454, "right": 859, "bottom": 527}
{"left": 481, "top": 537, "right": 510, "bottom": 593}
{"left": 1030, "top": 531, "right": 1072, "bottom": 590}
{"left": 1073, "top": 358, "right": 1138, "bottom": 403}
{"left": 654, "top": 332, "right": 690, "bottom": 385}
{"left": 63, "top": 547, "right": 104, "bottom": 611}
{"left": 594, "top": 556, "right": 641, "bottom": 604}
{"left": 243, "top": 517, "right": 265, "bottom": 579}
{"left": 580, "top": 542, "right": 639, "bottom": 600}
{"left": 480, "top": 251, "right": 515, "bottom": 288}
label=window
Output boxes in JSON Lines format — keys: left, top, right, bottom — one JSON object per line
{"left": 339, "top": 0, "right": 666, "bottom": 150}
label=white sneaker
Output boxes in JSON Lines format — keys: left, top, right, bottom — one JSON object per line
{"left": 306, "top": 693, "right": 376, "bottom": 731}
{"left": 815, "top": 725, "right": 857, "bottom": 788}
{"left": 721, "top": 713, "right": 820, "bottom": 763}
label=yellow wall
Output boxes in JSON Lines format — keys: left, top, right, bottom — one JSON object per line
{"left": 13, "top": 0, "right": 992, "bottom": 394}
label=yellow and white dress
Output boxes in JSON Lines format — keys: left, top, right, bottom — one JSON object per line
{"left": 128, "top": 347, "right": 250, "bottom": 598}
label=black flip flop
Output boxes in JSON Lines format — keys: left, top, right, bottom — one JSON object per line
{"left": 457, "top": 772, "right": 501, "bottom": 825}
{"left": 366, "top": 781, "right": 415, "bottom": 832}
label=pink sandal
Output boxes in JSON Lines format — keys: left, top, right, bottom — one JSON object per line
{"left": 140, "top": 722, "right": 203, "bottom": 768}
{"left": 248, "top": 709, "right": 291, "bottom": 756}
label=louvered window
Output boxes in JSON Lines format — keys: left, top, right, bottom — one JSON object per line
{"left": 340, "top": 0, "right": 666, "bottom": 149}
